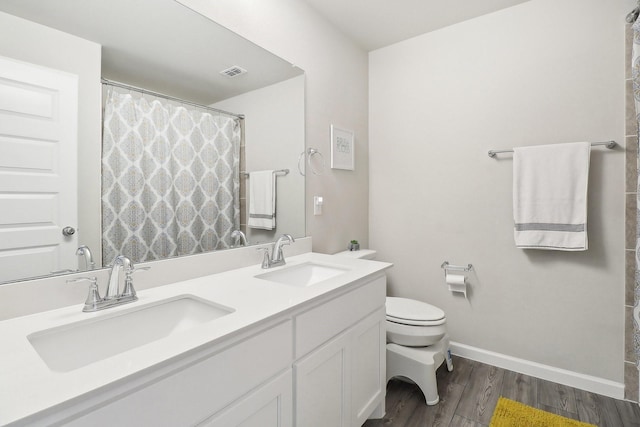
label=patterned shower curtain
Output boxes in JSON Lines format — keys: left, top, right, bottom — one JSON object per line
{"left": 101, "top": 88, "right": 241, "bottom": 264}
{"left": 633, "top": 20, "right": 640, "bottom": 379}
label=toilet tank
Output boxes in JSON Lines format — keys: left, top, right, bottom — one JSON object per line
{"left": 334, "top": 249, "right": 377, "bottom": 260}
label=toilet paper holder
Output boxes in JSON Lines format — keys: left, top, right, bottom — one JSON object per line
{"left": 440, "top": 261, "right": 473, "bottom": 278}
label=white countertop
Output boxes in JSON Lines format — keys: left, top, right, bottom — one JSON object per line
{"left": 0, "top": 252, "right": 391, "bottom": 426}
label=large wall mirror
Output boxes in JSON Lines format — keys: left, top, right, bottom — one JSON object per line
{"left": 0, "top": 0, "right": 305, "bottom": 284}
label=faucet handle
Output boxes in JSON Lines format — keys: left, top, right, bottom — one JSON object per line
{"left": 126, "top": 266, "right": 150, "bottom": 275}
{"left": 122, "top": 266, "right": 149, "bottom": 299}
{"left": 67, "top": 276, "right": 102, "bottom": 312}
{"left": 257, "top": 247, "right": 271, "bottom": 269}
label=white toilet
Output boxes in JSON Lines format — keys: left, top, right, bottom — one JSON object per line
{"left": 335, "top": 249, "right": 453, "bottom": 405}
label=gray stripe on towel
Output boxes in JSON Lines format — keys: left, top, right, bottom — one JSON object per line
{"left": 517, "top": 245, "right": 585, "bottom": 250}
{"left": 250, "top": 213, "right": 274, "bottom": 219}
{"left": 515, "top": 223, "right": 584, "bottom": 232}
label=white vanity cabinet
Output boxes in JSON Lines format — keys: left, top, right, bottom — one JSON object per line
{"left": 1, "top": 254, "right": 391, "bottom": 427}
{"left": 55, "top": 321, "right": 293, "bottom": 427}
{"left": 293, "top": 275, "right": 386, "bottom": 427}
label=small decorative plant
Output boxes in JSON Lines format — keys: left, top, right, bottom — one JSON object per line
{"left": 348, "top": 239, "right": 360, "bottom": 251}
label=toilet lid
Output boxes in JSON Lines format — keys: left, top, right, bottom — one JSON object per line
{"left": 386, "top": 297, "right": 445, "bottom": 322}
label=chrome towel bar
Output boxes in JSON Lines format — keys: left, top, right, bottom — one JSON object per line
{"left": 241, "top": 169, "right": 290, "bottom": 178}
{"left": 487, "top": 140, "right": 616, "bottom": 158}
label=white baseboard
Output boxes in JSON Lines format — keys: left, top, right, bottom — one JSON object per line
{"left": 449, "top": 342, "right": 625, "bottom": 400}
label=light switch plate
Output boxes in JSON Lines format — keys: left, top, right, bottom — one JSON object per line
{"left": 314, "top": 196, "right": 323, "bottom": 215}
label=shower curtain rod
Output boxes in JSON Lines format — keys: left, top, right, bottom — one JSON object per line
{"left": 487, "top": 140, "right": 616, "bottom": 158}
{"left": 101, "top": 78, "right": 244, "bottom": 120}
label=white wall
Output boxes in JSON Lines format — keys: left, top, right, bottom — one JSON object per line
{"left": 370, "top": 0, "right": 627, "bottom": 383}
{"left": 178, "top": 0, "right": 370, "bottom": 254}
{"left": 213, "top": 75, "right": 306, "bottom": 244}
{"left": 0, "top": 11, "right": 103, "bottom": 264}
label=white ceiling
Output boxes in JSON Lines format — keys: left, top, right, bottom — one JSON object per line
{"left": 0, "top": 0, "right": 302, "bottom": 104}
{"left": 299, "top": 0, "right": 531, "bottom": 51}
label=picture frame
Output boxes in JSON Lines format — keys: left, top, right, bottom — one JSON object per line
{"left": 330, "top": 125, "right": 355, "bottom": 170}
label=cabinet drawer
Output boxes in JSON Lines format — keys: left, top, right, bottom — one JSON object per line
{"left": 64, "top": 320, "right": 293, "bottom": 427}
{"left": 295, "top": 275, "right": 385, "bottom": 358}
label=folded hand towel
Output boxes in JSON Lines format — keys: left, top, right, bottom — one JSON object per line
{"left": 248, "top": 170, "right": 276, "bottom": 230}
{"left": 513, "top": 142, "right": 590, "bottom": 251}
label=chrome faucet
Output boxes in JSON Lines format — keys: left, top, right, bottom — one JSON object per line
{"left": 76, "top": 245, "right": 95, "bottom": 271}
{"left": 231, "top": 230, "right": 248, "bottom": 247}
{"left": 259, "top": 234, "right": 295, "bottom": 269}
{"left": 67, "top": 255, "right": 149, "bottom": 312}
{"left": 106, "top": 255, "right": 133, "bottom": 299}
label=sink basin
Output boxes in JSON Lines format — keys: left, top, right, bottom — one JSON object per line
{"left": 255, "top": 262, "right": 349, "bottom": 287}
{"left": 28, "top": 295, "right": 234, "bottom": 372}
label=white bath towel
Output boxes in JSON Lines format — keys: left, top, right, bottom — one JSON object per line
{"left": 513, "top": 142, "right": 591, "bottom": 251}
{"left": 248, "top": 170, "right": 276, "bottom": 230}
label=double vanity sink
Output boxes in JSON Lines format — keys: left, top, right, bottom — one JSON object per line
{"left": 0, "top": 253, "right": 391, "bottom": 426}
{"left": 28, "top": 261, "right": 349, "bottom": 373}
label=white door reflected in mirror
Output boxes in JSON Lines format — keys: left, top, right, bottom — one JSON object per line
{"left": 0, "top": 56, "right": 78, "bottom": 281}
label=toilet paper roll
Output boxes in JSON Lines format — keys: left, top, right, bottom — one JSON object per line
{"left": 446, "top": 273, "right": 467, "bottom": 298}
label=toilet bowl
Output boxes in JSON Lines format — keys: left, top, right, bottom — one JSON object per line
{"left": 334, "top": 249, "right": 453, "bottom": 406}
{"left": 386, "top": 297, "right": 446, "bottom": 346}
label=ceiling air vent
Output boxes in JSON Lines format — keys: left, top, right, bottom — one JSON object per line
{"left": 219, "top": 66, "right": 247, "bottom": 78}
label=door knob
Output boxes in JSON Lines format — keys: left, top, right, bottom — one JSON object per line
{"left": 62, "top": 226, "right": 76, "bottom": 236}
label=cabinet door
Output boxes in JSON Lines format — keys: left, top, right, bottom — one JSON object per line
{"left": 351, "top": 308, "right": 386, "bottom": 426}
{"left": 200, "top": 370, "right": 292, "bottom": 427}
{"left": 62, "top": 322, "right": 292, "bottom": 427}
{"left": 294, "top": 331, "right": 352, "bottom": 427}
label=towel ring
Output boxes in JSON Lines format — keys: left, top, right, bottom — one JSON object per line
{"left": 298, "top": 148, "right": 325, "bottom": 176}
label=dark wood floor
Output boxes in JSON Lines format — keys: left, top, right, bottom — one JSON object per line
{"left": 363, "top": 356, "right": 640, "bottom": 427}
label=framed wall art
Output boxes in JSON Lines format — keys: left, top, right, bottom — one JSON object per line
{"left": 330, "top": 125, "right": 354, "bottom": 170}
